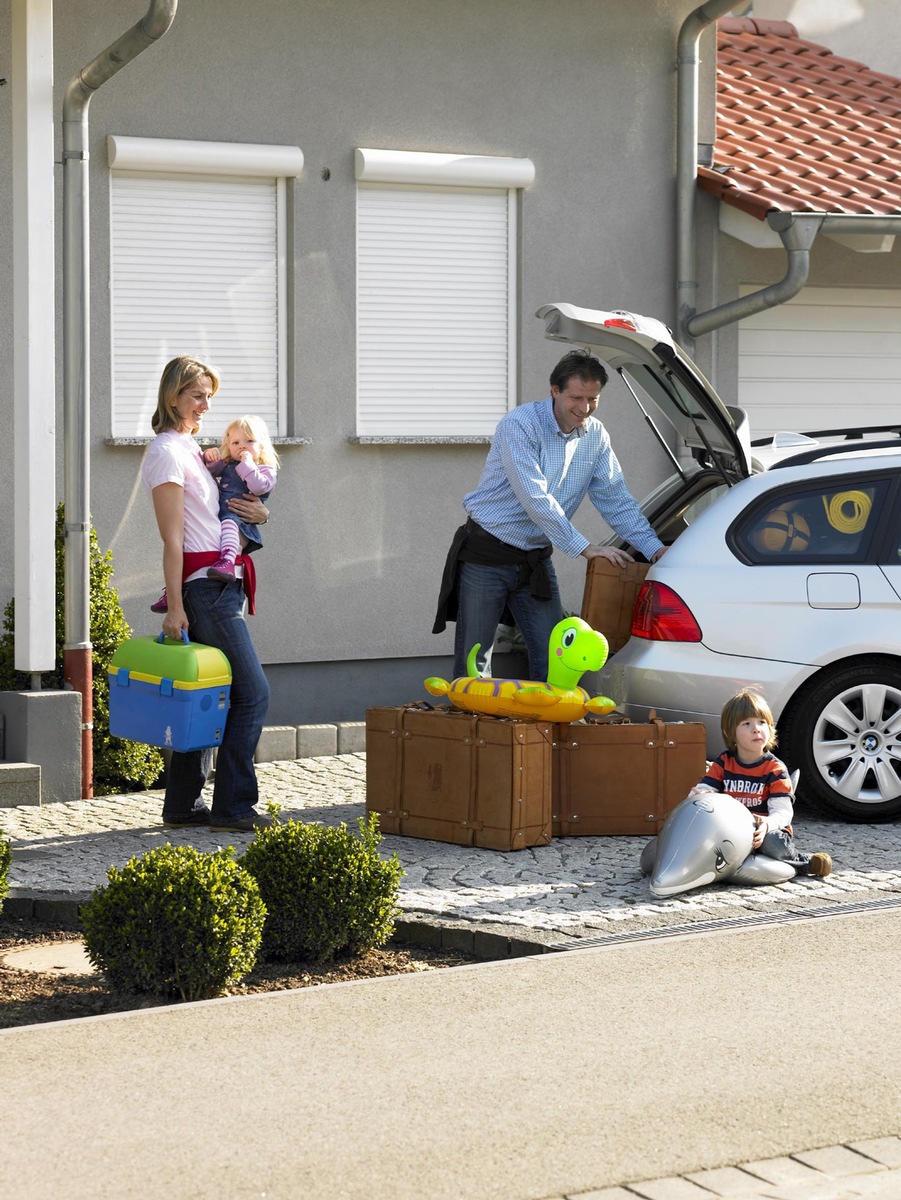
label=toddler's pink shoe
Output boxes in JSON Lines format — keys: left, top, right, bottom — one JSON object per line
{"left": 150, "top": 588, "right": 168, "bottom": 613}
{"left": 207, "top": 559, "right": 236, "bottom": 582}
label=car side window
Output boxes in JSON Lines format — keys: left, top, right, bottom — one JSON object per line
{"left": 734, "top": 479, "right": 890, "bottom": 564}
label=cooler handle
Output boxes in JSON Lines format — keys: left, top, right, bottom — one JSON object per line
{"left": 156, "top": 630, "right": 191, "bottom": 646}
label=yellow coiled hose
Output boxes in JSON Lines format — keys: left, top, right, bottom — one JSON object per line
{"left": 822, "top": 490, "right": 871, "bottom": 535}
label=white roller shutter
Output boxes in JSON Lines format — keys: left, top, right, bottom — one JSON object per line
{"left": 356, "top": 183, "right": 515, "bottom": 437}
{"left": 738, "top": 287, "right": 901, "bottom": 437}
{"left": 110, "top": 171, "right": 284, "bottom": 439}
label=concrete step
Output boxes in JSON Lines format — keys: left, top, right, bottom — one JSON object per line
{"left": 0, "top": 761, "right": 41, "bottom": 808}
{"left": 255, "top": 721, "right": 366, "bottom": 763}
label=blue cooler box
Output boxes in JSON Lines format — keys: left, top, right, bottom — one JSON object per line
{"left": 108, "top": 633, "right": 232, "bottom": 752}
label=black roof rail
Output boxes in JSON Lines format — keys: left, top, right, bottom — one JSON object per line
{"left": 752, "top": 425, "right": 901, "bottom": 448}
{"left": 770, "top": 440, "right": 901, "bottom": 469}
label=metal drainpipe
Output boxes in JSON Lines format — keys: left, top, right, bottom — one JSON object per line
{"left": 62, "top": 0, "right": 177, "bottom": 798}
{"left": 676, "top": 0, "right": 738, "bottom": 351}
{"left": 686, "top": 211, "right": 822, "bottom": 338}
{"left": 687, "top": 212, "right": 901, "bottom": 339}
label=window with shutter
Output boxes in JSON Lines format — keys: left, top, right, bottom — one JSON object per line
{"left": 107, "top": 137, "right": 303, "bottom": 440}
{"left": 354, "top": 149, "right": 535, "bottom": 440}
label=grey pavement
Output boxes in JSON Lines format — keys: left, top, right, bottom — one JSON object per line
{"left": 2, "top": 754, "right": 901, "bottom": 1199}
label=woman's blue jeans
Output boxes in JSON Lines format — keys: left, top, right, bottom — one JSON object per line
{"left": 163, "top": 578, "right": 270, "bottom": 822}
{"left": 453, "top": 559, "right": 563, "bottom": 681}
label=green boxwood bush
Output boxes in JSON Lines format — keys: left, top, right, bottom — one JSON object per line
{"left": 0, "top": 503, "right": 164, "bottom": 794}
{"left": 0, "top": 833, "right": 11, "bottom": 913}
{"left": 240, "top": 811, "right": 403, "bottom": 964}
{"left": 81, "top": 844, "right": 266, "bottom": 1001}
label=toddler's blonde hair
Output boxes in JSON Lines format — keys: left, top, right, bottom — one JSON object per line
{"left": 220, "top": 415, "right": 280, "bottom": 468}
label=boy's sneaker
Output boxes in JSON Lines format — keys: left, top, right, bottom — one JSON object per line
{"left": 150, "top": 588, "right": 168, "bottom": 613}
{"left": 808, "top": 852, "right": 833, "bottom": 877}
{"left": 207, "top": 559, "right": 236, "bottom": 582}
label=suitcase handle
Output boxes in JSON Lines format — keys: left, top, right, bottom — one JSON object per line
{"left": 156, "top": 630, "right": 191, "bottom": 646}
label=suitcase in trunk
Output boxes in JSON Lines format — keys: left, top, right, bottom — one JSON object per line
{"left": 365, "top": 705, "right": 553, "bottom": 851}
{"left": 552, "top": 715, "right": 707, "bottom": 836}
{"left": 580, "top": 558, "right": 650, "bottom": 653}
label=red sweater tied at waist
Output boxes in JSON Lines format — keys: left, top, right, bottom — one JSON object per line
{"left": 182, "top": 551, "right": 258, "bottom": 615}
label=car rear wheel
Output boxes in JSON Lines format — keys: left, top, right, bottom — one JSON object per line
{"left": 782, "top": 663, "right": 901, "bottom": 820}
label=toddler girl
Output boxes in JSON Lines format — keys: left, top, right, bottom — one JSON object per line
{"left": 151, "top": 415, "right": 279, "bottom": 611}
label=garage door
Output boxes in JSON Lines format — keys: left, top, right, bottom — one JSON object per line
{"left": 737, "top": 286, "right": 901, "bottom": 437}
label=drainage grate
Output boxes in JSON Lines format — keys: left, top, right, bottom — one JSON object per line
{"left": 546, "top": 893, "right": 901, "bottom": 953}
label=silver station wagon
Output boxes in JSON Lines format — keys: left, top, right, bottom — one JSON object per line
{"left": 538, "top": 302, "right": 901, "bottom": 822}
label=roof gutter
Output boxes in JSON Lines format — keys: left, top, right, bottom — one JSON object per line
{"left": 62, "top": 0, "right": 178, "bottom": 797}
{"left": 686, "top": 210, "right": 901, "bottom": 339}
{"left": 686, "top": 211, "right": 822, "bottom": 338}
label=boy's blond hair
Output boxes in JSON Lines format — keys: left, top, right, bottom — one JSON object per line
{"left": 219, "top": 414, "right": 280, "bottom": 468}
{"left": 721, "top": 688, "right": 777, "bottom": 753}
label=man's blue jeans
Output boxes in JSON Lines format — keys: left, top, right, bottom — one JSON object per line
{"left": 453, "top": 559, "right": 563, "bottom": 681}
{"left": 163, "top": 578, "right": 270, "bottom": 822}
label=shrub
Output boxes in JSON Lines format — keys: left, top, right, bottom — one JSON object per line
{"left": 0, "top": 833, "right": 11, "bottom": 913}
{"left": 81, "top": 844, "right": 266, "bottom": 1001}
{"left": 240, "top": 811, "right": 403, "bottom": 964}
{"left": 0, "top": 503, "right": 164, "bottom": 794}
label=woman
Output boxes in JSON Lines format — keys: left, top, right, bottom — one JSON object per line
{"left": 142, "top": 356, "right": 271, "bottom": 832}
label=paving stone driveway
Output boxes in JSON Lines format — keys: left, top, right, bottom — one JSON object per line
{"left": 4, "top": 754, "right": 901, "bottom": 945}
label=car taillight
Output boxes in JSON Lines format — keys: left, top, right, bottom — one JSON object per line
{"left": 631, "top": 581, "right": 702, "bottom": 642}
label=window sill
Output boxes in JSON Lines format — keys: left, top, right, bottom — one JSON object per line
{"left": 349, "top": 435, "right": 492, "bottom": 445}
{"left": 104, "top": 437, "right": 313, "bottom": 447}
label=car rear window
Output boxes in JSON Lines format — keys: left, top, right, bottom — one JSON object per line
{"left": 733, "top": 477, "right": 892, "bottom": 564}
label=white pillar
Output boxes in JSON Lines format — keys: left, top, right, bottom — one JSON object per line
{"left": 12, "top": 0, "right": 56, "bottom": 675}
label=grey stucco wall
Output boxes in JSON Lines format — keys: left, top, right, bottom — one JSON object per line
{"left": 752, "top": 0, "right": 901, "bottom": 79}
{"left": 2, "top": 0, "right": 690, "bottom": 719}
{"left": 5, "top": 2, "right": 895, "bottom": 727}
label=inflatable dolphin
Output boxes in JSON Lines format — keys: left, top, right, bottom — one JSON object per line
{"left": 640, "top": 792, "right": 797, "bottom": 898}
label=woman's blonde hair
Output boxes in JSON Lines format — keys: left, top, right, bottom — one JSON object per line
{"left": 219, "top": 414, "right": 280, "bottom": 468}
{"left": 721, "top": 688, "right": 776, "bottom": 753}
{"left": 151, "top": 356, "right": 221, "bottom": 435}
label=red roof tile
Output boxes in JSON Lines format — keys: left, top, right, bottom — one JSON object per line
{"left": 698, "top": 17, "right": 901, "bottom": 220}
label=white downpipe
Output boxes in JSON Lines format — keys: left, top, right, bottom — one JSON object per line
{"left": 11, "top": 0, "right": 56, "bottom": 681}
{"left": 62, "top": 0, "right": 178, "bottom": 796}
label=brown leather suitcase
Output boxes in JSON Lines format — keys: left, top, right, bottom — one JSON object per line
{"left": 552, "top": 715, "right": 707, "bottom": 836}
{"left": 580, "top": 558, "right": 650, "bottom": 653}
{"left": 365, "top": 705, "right": 553, "bottom": 851}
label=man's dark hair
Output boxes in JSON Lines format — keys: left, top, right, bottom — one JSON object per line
{"left": 549, "top": 348, "right": 609, "bottom": 393}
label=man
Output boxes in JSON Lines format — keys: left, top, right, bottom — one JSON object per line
{"left": 433, "top": 349, "right": 665, "bottom": 681}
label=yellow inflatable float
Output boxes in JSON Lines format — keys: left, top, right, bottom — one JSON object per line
{"left": 424, "top": 617, "right": 616, "bottom": 723}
